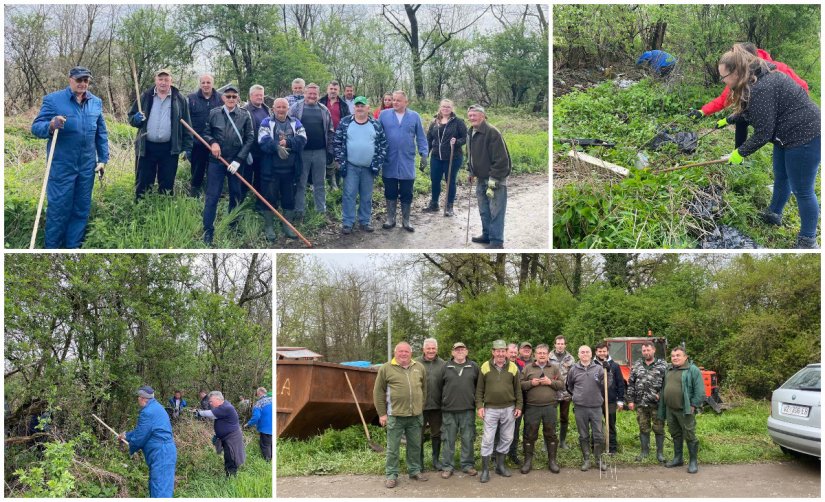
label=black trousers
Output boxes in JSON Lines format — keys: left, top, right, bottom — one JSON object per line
{"left": 136, "top": 140, "right": 178, "bottom": 199}
{"left": 190, "top": 142, "right": 211, "bottom": 195}
{"left": 260, "top": 433, "right": 272, "bottom": 461}
{"left": 261, "top": 171, "right": 295, "bottom": 212}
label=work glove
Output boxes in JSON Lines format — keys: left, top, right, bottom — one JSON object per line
{"left": 134, "top": 112, "right": 146, "bottom": 125}
{"left": 277, "top": 144, "right": 290, "bottom": 160}
{"left": 687, "top": 109, "right": 704, "bottom": 120}
{"left": 95, "top": 163, "right": 105, "bottom": 180}
{"left": 418, "top": 155, "right": 429, "bottom": 173}
{"left": 228, "top": 161, "right": 241, "bottom": 174}
{"left": 715, "top": 117, "right": 728, "bottom": 129}
{"left": 485, "top": 178, "right": 497, "bottom": 199}
{"left": 727, "top": 149, "right": 744, "bottom": 165}
{"left": 50, "top": 115, "right": 66, "bottom": 131}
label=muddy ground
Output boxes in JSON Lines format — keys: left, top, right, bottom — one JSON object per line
{"left": 277, "top": 459, "right": 820, "bottom": 498}
{"left": 302, "top": 173, "right": 548, "bottom": 250}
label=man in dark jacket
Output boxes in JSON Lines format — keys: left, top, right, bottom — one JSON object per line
{"left": 194, "top": 391, "right": 246, "bottom": 476}
{"left": 594, "top": 342, "right": 625, "bottom": 454}
{"left": 289, "top": 83, "right": 334, "bottom": 222}
{"left": 319, "top": 80, "right": 351, "bottom": 190}
{"left": 201, "top": 84, "right": 255, "bottom": 245}
{"left": 440, "top": 342, "right": 479, "bottom": 478}
{"left": 128, "top": 68, "right": 192, "bottom": 199}
{"left": 416, "top": 338, "right": 447, "bottom": 472}
{"left": 467, "top": 105, "right": 511, "bottom": 249}
{"left": 566, "top": 345, "right": 606, "bottom": 472}
{"left": 658, "top": 346, "right": 705, "bottom": 474}
{"left": 186, "top": 73, "right": 222, "bottom": 196}
{"left": 520, "top": 343, "right": 565, "bottom": 474}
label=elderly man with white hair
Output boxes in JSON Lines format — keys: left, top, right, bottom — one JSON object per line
{"left": 193, "top": 390, "right": 246, "bottom": 476}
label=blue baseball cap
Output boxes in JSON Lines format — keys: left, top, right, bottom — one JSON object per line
{"left": 69, "top": 67, "right": 92, "bottom": 79}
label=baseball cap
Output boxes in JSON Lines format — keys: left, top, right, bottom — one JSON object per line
{"left": 519, "top": 341, "right": 532, "bottom": 349}
{"left": 492, "top": 339, "right": 507, "bottom": 349}
{"left": 155, "top": 68, "right": 172, "bottom": 77}
{"left": 452, "top": 342, "right": 467, "bottom": 350}
{"left": 69, "top": 67, "right": 92, "bottom": 79}
{"left": 353, "top": 96, "right": 369, "bottom": 106}
{"left": 222, "top": 84, "right": 240, "bottom": 94}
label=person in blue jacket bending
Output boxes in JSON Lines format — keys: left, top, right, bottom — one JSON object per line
{"left": 167, "top": 390, "right": 187, "bottom": 419}
{"left": 636, "top": 50, "right": 677, "bottom": 77}
{"left": 119, "top": 386, "right": 177, "bottom": 498}
{"left": 31, "top": 66, "right": 109, "bottom": 248}
{"left": 245, "top": 387, "right": 273, "bottom": 461}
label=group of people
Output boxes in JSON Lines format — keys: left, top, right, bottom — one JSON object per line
{"left": 32, "top": 69, "right": 513, "bottom": 249}
{"left": 118, "top": 385, "right": 272, "bottom": 498}
{"left": 636, "top": 42, "right": 820, "bottom": 248}
{"left": 373, "top": 337, "right": 705, "bottom": 488}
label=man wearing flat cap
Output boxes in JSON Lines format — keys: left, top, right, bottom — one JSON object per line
{"left": 467, "top": 104, "right": 511, "bottom": 249}
{"left": 440, "top": 342, "right": 479, "bottom": 479}
{"left": 128, "top": 68, "right": 192, "bottom": 199}
{"left": 31, "top": 66, "right": 109, "bottom": 248}
{"left": 201, "top": 83, "right": 255, "bottom": 245}
{"left": 119, "top": 386, "right": 177, "bottom": 497}
{"left": 476, "top": 339, "right": 522, "bottom": 483}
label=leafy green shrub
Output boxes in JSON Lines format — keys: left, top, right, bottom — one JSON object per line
{"left": 13, "top": 438, "right": 77, "bottom": 497}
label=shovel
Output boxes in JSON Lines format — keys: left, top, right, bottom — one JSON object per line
{"left": 344, "top": 372, "right": 384, "bottom": 452}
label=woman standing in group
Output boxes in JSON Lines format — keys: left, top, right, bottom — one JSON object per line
{"left": 374, "top": 93, "right": 393, "bottom": 119}
{"left": 423, "top": 99, "right": 467, "bottom": 216}
{"left": 720, "top": 44, "right": 821, "bottom": 248}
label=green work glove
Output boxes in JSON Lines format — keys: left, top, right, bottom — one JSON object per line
{"left": 716, "top": 117, "right": 729, "bottom": 129}
{"left": 485, "top": 178, "right": 497, "bottom": 199}
{"left": 728, "top": 149, "right": 744, "bottom": 165}
{"left": 687, "top": 109, "right": 704, "bottom": 120}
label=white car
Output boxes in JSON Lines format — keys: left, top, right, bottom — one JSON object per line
{"left": 767, "top": 363, "right": 821, "bottom": 458}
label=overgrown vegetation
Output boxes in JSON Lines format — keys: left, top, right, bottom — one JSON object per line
{"left": 277, "top": 398, "right": 785, "bottom": 476}
{"left": 5, "top": 108, "right": 546, "bottom": 249}
{"left": 553, "top": 4, "right": 821, "bottom": 248}
{"left": 5, "top": 254, "right": 272, "bottom": 497}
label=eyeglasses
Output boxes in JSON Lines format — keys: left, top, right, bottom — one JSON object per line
{"left": 224, "top": 95, "right": 238, "bottom": 99}
{"left": 73, "top": 77, "right": 90, "bottom": 83}
{"left": 719, "top": 71, "right": 732, "bottom": 79}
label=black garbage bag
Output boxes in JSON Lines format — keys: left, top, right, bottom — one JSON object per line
{"left": 647, "top": 129, "right": 698, "bottom": 153}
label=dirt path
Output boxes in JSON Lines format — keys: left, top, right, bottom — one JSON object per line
{"left": 307, "top": 173, "right": 548, "bottom": 249}
{"left": 277, "top": 460, "right": 820, "bottom": 498}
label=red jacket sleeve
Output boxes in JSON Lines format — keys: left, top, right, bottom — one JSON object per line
{"left": 773, "top": 61, "right": 809, "bottom": 93}
{"left": 701, "top": 86, "right": 731, "bottom": 116}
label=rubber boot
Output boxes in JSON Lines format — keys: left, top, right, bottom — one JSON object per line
{"left": 559, "top": 423, "right": 570, "bottom": 450}
{"left": 494, "top": 452, "right": 511, "bottom": 477}
{"left": 422, "top": 200, "right": 439, "bottom": 212}
{"left": 594, "top": 443, "right": 607, "bottom": 471}
{"left": 520, "top": 443, "right": 533, "bottom": 474}
{"left": 432, "top": 437, "right": 442, "bottom": 471}
{"left": 480, "top": 456, "right": 490, "bottom": 483}
{"left": 665, "top": 439, "right": 684, "bottom": 468}
{"left": 655, "top": 434, "right": 666, "bottom": 463}
{"left": 382, "top": 200, "right": 397, "bottom": 229}
{"left": 445, "top": 203, "right": 454, "bottom": 217}
{"left": 293, "top": 210, "right": 304, "bottom": 225}
{"left": 547, "top": 440, "right": 560, "bottom": 473}
{"left": 635, "top": 433, "right": 650, "bottom": 461}
{"left": 262, "top": 212, "right": 277, "bottom": 242}
{"left": 580, "top": 444, "right": 591, "bottom": 471}
{"left": 401, "top": 202, "right": 414, "bottom": 232}
{"left": 282, "top": 211, "right": 298, "bottom": 240}
{"left": 687, "top": 441, "right": 699, "bottom": 474}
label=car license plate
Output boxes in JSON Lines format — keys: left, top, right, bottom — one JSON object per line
{"left": 781, "top": 403, "right": 810, "bottom": 418}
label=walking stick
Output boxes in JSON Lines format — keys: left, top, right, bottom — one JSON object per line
{"left": 179, "top": 119, "right": 312, "bottom": 248}
{"left": 654, "top": 158, "right": 728, "bottom": 174}
{"left": 465, "top": 177, "right": 473, "bottom": 246}
{"left": 442, "top": 143, "right": 455, "bottom": 216}
{"left": 130, "top": 59, "right": 142, "bottom": 179}
{"left": 30, "top": 128, "right": 59, "bottom": 249}
{"left": 92, "top": 413, "right": 129, "bottom": 446}
{"left": 344, "top": 372, "right": 384, "bottom": 452}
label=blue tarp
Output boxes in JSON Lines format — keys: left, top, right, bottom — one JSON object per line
{"left": 340, "top": 361, "right": 373, "bottom": 368}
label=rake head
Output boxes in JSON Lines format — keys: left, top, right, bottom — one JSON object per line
{"left": 599, "top": 452, "right": 618, "bottom": 481}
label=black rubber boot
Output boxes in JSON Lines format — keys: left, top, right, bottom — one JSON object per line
{"left": 282, "top": 210, "right": 298, "bottom": 240}
{"left": 520, "top": 443, "right": 533, "bottom": 474}
{"left": 655, "top": 434, "right": 666, "bottom": 463}
{"left": 547, "top": 440, "right": 560, "bottom": 473}
{"left": 594, "top": 443, "right": 607, "bottom": 471}
{"left": 665, "top": 439, "right": 684, "bottom": 467}
{"left": 422, "top": 201, "right": 439, "bottom": 212}
{"left": 382, "top": 200, "right": 397, "bottom": 229}
{"left": 580, "top": 444, "right": 590, "bottom": 471}
{"left": 262, "top": 212, "right": 277, "bottom": 242}
{"left": 494, "top": 452, "right": 511, "bottom": 477}
{"left": 635, "top": 433, "right": 650, "bottom": 461}
{"left": 480, "top": 456, "right": 490, "bottom": 483}
{"left": 559, "top": 423, "right": 570, "bottom": 450}
{"left": 401, "top": 203, "right": 414, "bottom": 232}
{"left": 687, "top": 441, "right": 699, "bottom": 474}
{"left": 432, "top": 437, "right": 442, "bottom": 471}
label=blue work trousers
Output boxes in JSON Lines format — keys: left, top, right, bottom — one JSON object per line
{"left": 342, "top": 165, "right": 375, "bottom": 227}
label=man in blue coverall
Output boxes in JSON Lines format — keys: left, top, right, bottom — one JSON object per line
{"left": 245, "top": 387, "right": 272, "bottom": 461}
{"left": 636, "top": 50, "right": 677, "bottom": 77}
{"left": 31, "top": 66, "right": 109, "bottom": 248}
{"left": 119, "top": 386, "right": 177, "bottom": 498}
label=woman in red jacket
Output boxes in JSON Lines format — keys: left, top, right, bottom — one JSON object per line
{"left": 373, "top": 93, "right": 393, "bottom": 119}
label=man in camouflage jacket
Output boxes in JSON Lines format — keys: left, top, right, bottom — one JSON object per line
{"left": 626, "top": 341, "right": 667, "bottom": 462}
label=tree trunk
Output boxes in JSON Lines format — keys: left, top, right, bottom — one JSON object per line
{"left": 647, "top": 20, "right": 667, "bottom": 50}
{"left": 405, "top": 5, "right": 426, "bottom": 99}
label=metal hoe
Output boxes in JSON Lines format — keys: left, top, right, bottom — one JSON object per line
{"left": 344, "top": 372, "right": 384, "bottom": 452}
{"left": 30, "top": 128, "right": 59, "bottom": 249}
{"left": 600, "top": 365, "right": 617, "bottom": 480}
{"left": 92, "top": 413, "right": 129, "bottom": 446}
{"left": 179, "top": 119, "right": 312, "bottom": 247}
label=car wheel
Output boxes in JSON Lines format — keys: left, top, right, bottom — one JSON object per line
{"left": 779, "top": 446, "right": 801, "bottom": 458}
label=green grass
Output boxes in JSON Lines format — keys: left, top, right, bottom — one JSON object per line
{"left": 276, "top": 398, "right": 787, "bottom": 476}
{"left": 4, "top": 109, "right": 547, "bottom": 249}
{"left": 553, "top": 78, "right": 820, "bottom": 248}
